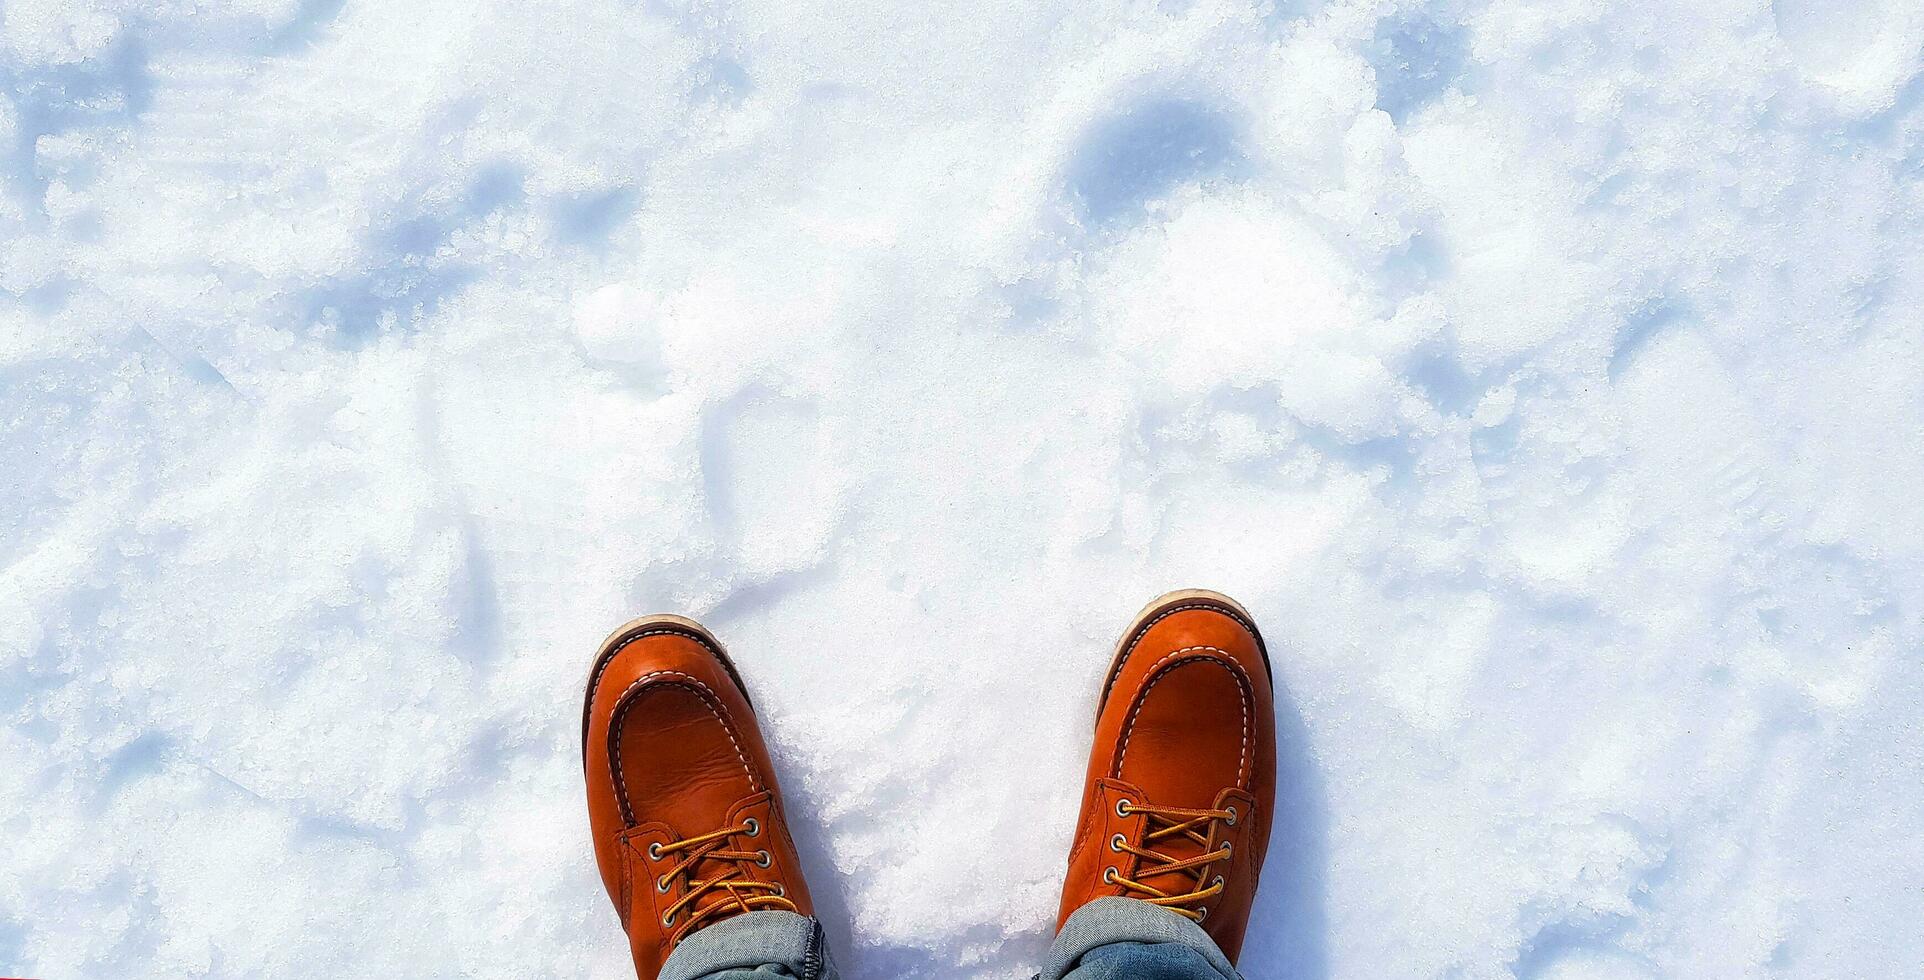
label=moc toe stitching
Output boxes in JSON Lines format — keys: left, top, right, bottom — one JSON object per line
{"left": 1114, "top": 648, "right": 1254, "bottom": 791}
{"left": 607, "top": 672, "right": 762, "bottom": 825}
{"left": 581, "top": 621, "right": 752, "bottom": 768}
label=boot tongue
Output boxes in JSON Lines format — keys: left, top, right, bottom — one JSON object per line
{"left": 1132, "top": 799, "right": 1215, "bottom": 894}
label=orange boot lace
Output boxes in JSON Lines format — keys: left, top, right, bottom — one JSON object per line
{"left": 650, "top": 817, "right": 799, "bottom": 944}
{"left": 1106, "top": 800, "right": 1237, "bottom": 921}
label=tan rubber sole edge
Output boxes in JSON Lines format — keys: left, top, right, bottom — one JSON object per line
{"left": 579, "top": 613, "right": 753, "bottom": 768}
{"left": 1095, "top": 588, "right": 1271, "bottom": 719}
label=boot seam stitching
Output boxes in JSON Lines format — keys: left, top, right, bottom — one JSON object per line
{"left": 1102, "top": 603, "right": 1261, "bottom": 710}
{"left": 590, "top": 629, "right": 685, "bottom": 712}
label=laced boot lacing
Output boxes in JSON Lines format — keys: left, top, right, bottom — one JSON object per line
{"left": 1105, "top": 799, "right": 1237, "bottom": 921}
{"left": 650, "top": 816, "right": 798, "bottom": 943}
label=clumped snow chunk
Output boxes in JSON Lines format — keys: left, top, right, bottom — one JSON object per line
{"left": 4, "top": 0, "right": 1923, "bottom": 977}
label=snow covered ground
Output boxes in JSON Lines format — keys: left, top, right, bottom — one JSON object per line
{"left": 5, "top": 0, "right": 1923, "bottom": 976}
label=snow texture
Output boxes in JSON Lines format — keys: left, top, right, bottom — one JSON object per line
{"left": 4, "top": 0, "right": 1923, "bottom": 977}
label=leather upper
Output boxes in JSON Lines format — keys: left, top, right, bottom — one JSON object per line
{"left": 583, "top": 622, "right": 813, "bottom": 979}
{"left": 1058, "top": 597, "right": 1276, "bottom": 963}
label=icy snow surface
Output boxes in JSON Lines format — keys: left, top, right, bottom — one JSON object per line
{"left": 5, "top": 0, "right": 1924, "bottom": 976}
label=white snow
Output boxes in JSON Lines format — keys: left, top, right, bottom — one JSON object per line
{"left": 4, "top": 0, "right": 1923, "bottom": 977}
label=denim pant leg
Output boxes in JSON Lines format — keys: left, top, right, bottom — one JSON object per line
{"left": 1038, "top": 897, "right": 1241, "bottom": 980}
{"left": 659, "top": 910, "right": 839, "bottom": 980}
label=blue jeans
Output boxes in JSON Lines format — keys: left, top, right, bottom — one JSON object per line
{"left": 660, "top": 896, "right": 1238, "bottom": 980}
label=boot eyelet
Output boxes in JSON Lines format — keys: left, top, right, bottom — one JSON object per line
{"left": 1196, "top": 907, "right": 1209, "bottom": 922}
{"left": 1224, "top": 806, "right": 1238, "bottom": 826}
{"left": 1212, "top": 875, "right": 1225, "bottom": 889}
{"left": 1115, "top": 798, "right": 1133, "bottom": 817}
{"left": 756, "top": 849, "right": 772, "bottom": 867}
{"left": 1102, "top": 866, "right": 1118, "bottom": 884}
{"left": 743, "top": 817, "right": 761, "bottom": 837}
{"left": 662, "top": 911, "right": 676, "bottom": 927}
{"left": 1110, "top": 834, "right": 1126, "bottom": 852}
{"left": 647, "top": 842, "right": 664, "bottom": 860}
{"left": 656, "top": 875, "right": 671, "bottom": 893}
{"left": 774, "top": 884, "right": 786, "bottom": 897}
{"left": 1220, "top": 840, "right": 1232, "bottom": 855}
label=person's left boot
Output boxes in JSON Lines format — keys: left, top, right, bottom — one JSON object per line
{"left": 582, "top": 614, "right": 814, "bottom": 979}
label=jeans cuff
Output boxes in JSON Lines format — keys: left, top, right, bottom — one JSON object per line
{"left": 1038, "top": 897, "right": 1239, "bottom": 980}
{"left": 659, "top": 910, "right": 834, "bottom": 980}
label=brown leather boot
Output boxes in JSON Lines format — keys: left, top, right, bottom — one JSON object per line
{"left": 583, "top": 615, "right": 814, "bottom": 979}
{"left": 1057, "top": 589, "right": 1276, "bottom": 962}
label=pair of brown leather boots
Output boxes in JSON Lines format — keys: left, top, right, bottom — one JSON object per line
{"left": 582, "top": 589, "right": 1275, "bottom": 977}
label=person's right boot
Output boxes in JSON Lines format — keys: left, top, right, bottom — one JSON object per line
{"left": 1056, "top": 589, "right": 1276, "bottom": 962}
